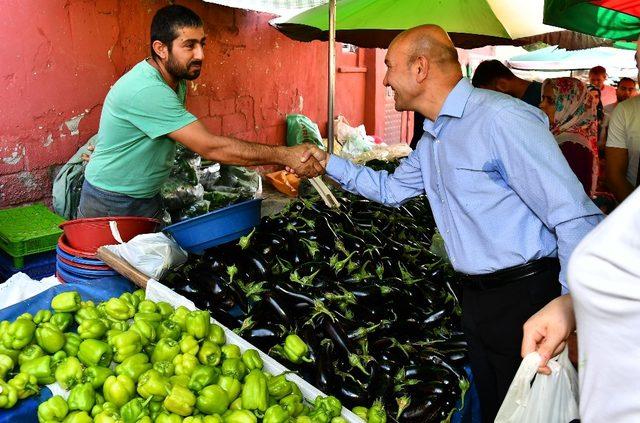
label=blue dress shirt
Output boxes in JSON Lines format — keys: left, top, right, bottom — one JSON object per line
{"left": 326, "top": 78, "right": 603, "bottom": 293}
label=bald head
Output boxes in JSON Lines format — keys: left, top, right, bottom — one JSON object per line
{"left": 392, "top": 25, "right": 460, "bottom": 72}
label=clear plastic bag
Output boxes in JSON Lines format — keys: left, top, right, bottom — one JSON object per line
{"left": 495, "top": 349, "right": 579, "bottom": 423}
{"left": 110, "top": 232, "right": 188, "bottom": 280}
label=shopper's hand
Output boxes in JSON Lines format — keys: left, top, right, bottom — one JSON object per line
{"left": 81, "top": 144, "right": 95, "bottom": 163}
{"left": 521, "top": 294, "right": 575, "bottom": 374}
{"left": 284, "top": 144, "right": 325, "bottom": 178}
{"left": 285, "top": 144, "right": 328, "bottom": 175}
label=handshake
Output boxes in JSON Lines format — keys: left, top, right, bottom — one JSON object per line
{"left": 282, "top": 143, "right": 328, "bottom": 178}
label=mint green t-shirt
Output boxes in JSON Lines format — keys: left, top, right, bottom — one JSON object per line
{"left": 85, "top": 60, "right": 197, "bottom": 198}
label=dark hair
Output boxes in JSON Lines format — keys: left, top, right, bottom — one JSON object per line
{"left": 471, "top": 60, "right": 515, "bottom": 88}
{"left": 589, "top": 65, "right": 606, "bottom": 76}
{"left": 618, "top": 77, "right": 636, "bottom": 86}
{"left": 150, "top": 5, "right": 203, "bottom": 59}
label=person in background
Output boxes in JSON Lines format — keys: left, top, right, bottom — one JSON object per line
{"left": 601, "top": 77, "right": 637, "bottom": 147}
{"left": 471, "top": 59, "right": 542, "bottom": 107}
{"left": 302, "top": 25, "right": 602, "bottom": 422}
{"left": 587, "top": 84, "right": 605, "bottom": 143}
{"left": 589, "top": 65, "right": 617, "bottom": 106}
{"left": 540, "top": 78, "right": 599, "bottom": 197}
{"left": 78, "top": 5, "right": 323, "bottom": 219}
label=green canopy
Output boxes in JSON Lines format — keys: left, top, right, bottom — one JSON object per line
{"left": 544, "top": 0, "right": 640, "bottom": 41}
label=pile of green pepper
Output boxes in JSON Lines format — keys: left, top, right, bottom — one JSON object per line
{"left": 0, "top": 289, "right": 349, "bottom": 423}
{"left": 162, "top": 160, "right": 469, "bottom": 422}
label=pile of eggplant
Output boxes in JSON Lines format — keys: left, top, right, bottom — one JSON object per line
{"left": 162, "top": 160, "right": 470, "bottom": 422}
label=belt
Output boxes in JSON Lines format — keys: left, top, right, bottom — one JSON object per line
{"left": 460, "top": 257, "right": 559, "bottom": 291}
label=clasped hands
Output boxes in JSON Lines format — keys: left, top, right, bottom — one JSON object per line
{"left": 284, "top": 144, "right": 328, "bottom": 178}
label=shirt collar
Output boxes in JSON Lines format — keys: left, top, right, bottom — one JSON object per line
{"left": 423, "top": 78, "right": 473, "bottom": 135}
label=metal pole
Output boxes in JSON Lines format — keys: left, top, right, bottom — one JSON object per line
{"left": 327, "top": 0, "right": 336, "bottom": 154}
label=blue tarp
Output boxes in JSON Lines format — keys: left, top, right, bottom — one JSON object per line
{"left": 0, "top": 276, "right": 135, "bottom": 423}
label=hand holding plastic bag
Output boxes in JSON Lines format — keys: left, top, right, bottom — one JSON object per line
{"left": 495, "top": 349, "right": 579, "bottom": 423}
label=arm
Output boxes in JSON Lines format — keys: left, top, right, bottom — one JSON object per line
{"left": 605, "top": 147, "right": 633, "bottom": 203}
{"left": 489, "top": 107, "right": 603, "bottom": 293}
{"left": 169, "top": 120, "right": 323, "bottom": 178}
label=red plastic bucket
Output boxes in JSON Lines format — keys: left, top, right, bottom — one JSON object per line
{"left": 58, "top": 235, "right": 97, "bottom": 259}
{"left": 60, "top": 217, "right": 160, "bottom": 254}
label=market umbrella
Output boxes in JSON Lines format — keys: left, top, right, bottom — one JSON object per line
{"left": 543, "top": 0, "right": 640, "bottom": 41}
{"left": 273, "top": 0, "right": 561, "bottom": 49}
{"left": 507, "top": 45, "right": 637, "bottom": 70}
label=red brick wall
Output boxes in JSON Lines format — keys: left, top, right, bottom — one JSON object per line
{"left": 0, "top": 0, "right": 369, "bottom": 208}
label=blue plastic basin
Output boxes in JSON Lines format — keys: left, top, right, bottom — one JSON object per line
{"left": 163, "top": 198, "right": 262, "bottom": 254}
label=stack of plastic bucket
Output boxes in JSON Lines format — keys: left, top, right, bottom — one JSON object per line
{"left": 56, "top": 217, "right": 161, "bottom": 283}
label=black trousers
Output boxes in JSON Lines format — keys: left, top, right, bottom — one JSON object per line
{"left": 461, "top": 261, "right": 561, "bottom": 423}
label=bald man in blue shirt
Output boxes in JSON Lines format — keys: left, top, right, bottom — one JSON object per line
{"left": 303, "top": 25, "right": 602, "bottom": 422}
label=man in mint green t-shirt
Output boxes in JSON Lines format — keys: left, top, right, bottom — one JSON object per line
{"left": 79, "top": 4, "right": 323, "bottom": 219}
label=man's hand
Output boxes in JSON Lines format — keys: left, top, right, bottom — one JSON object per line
{"left": 521, "top": 294, "right": 575, "bottom": 374}
{"left": 284, "top": 144, "right": 326, "bottom": 178}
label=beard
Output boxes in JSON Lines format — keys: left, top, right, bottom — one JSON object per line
{"left": 166, "top": 53, "right": 202, "bottom": 81}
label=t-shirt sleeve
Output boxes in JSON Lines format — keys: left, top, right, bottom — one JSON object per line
{"left": 127, "top": 84, "right": 197, "bottom": 139}
{"left": 606, "top": 104, "right": 628, "bottom": 149}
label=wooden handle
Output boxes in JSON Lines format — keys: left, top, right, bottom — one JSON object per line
{"left": 96, "top": 246, "right": 150, "bottom": 289}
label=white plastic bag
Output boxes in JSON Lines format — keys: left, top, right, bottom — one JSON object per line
{"left": 495, "top": 349, "right": 579, "bottom": 423}
{"left": 110, "top": 233, "right": 188, "bottom": 280}
{"left": 335, "top": 115, "right": 374, "bottom": 158}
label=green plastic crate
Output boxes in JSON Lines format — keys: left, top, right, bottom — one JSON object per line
{"left": 0, "top": 204, "right": 65, "bottom": 268}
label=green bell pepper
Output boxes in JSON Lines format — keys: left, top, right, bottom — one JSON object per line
{"left": 137, "top": 300, "right": 156, "bottom": 314}
{"left": 221, "top": 344, "right": 241, "bottom": 360}
{"left": 106, "top": 329, "right": 123, "bottom": 345}
{"left": 0, "top": 344, "right": 20, "bottom": 363}
{"left": 8, "top": 372, "right": 39, "bottom": 399}
{"left": 133, "top": 312, "right": 163, "bottom": 328}
{"left": 173, "top": 353, "right": 199, "bottom": 376}
{"left": 241, "top": 369, "right": 268, "bottom": 412}
{"left": 185, "top": 310, "right": 210, "bottom": 339}
{"left": 207, "top": 323, "right": 226, "bottom": 346}
{"left": 179, "top": 334, "right": 200, "bottom": 356}
{"left": 309, "top": 396, "right": 342, "bottom": 421}
{"left": 35, "top": 322, "right": 66, "bottom": 353}
{"left": 0, "top": 353, "right": 14, "bottom": 379}
{"left": 133, "top": 289, "right": 146, "bottom": 303}
{"left": 103, "top": 374, "right": 136, "bottom": 407}
{"left": 156, "top": 320, "right": 181, "bottom": 341}
{"left": 115, "top": 353, "right": 152, "bottom": 382}
{"left": 83, "top": 365, "right": 115, "bottom": 390}
{"left": 18, "top": 344, "right": 43, "bottom": 366}
{"left": 55, "top": 356, "right": 84, "bottom": 389}
{"left": 49, "top": 312, "right": 74, "bottom": 331}
{"left": 130, "top": 320, "right": 156, "bottom": 346}
{"left": 331, "top": 418, "right": 347, "bottom": 423}
{"left": 169, "top": 373, "right": 190, "bottom": 387}
{"left": 185, "top": 416, "right": 224, "bottom": 423}
{"left": 217, "top": 375, "right": 242, "bottom": 401}
{"left": 366, "top": 400, "right": 386, "bottom": 423}
{"left": 108, "top": 319, "right": 130, "bottom": 332}
{"left": 74, "top": 306, "right": 101, "bottom": 325}
{"left": 63, "top": 411, "right": 93, "bottom": 423}
{"left": 20, "top": 355, "right": 54, "bottom": 384}
{"left": 222, "top": 410, "right": 257, "bottom": 423}
{"left": 63, "top": 332, "right": 83, "bottom": 357}
{"left": 0, "top": 380, "right": 17, "bottom": 409}
{"left": 151, "top": 338, "right": 181, "bottom": 363}
{"left": 105, "top": 298, "right": 135, "bottom": 321}
{"left": 351, "top": 406, "right": 368, "bottom": 420}
{"left": 38, "top": 395, "right": 69, "bottom": 422}
{"left": 34, "top": 309, "right": 53, "bottom": 325}
{"left": 155, "top": 412, "right": 183, "bottom": 423}
{"left": 169, "top": 306, "right": 190, "bottom": 331}
{"left": 163, "top": 385, "right": 196, "bottom": 416}
{"left": 283, "top": 335, "right": 311, "bottom": 364}
{"left": 241, "top": 349, "right": 263, "bottom": 371}
{"left": 221, "top": 358, "right": 247, "bottom": 381}
{"left": 264, "top": 405, "right": 291, "bottom": 423}
{"left": 3, "top": 318, "right": 36, "bottom": 350}
{"left": 78, "top": 339, "right": 113, "bottom": 367}
{"left": 111, "top": 330, "right": 142, "bottom": 362}
{"left": 68, "top": 382, "right": 96, "bottom": 412}
{"left": 120, "top": 292, "right": 141, "bottom": 311}
{"left": 137, "top": 369, "right": 171, "bottom": 401}
{"left": 196, "top": 384, "right": 229, "bottom": 415}
{"left": 152, "top": 360, "right": 175, "bottom": 378}
{"left": 51, "top": 350, "right": 68, "bottom": 369}
{"left": 147, "top": 400, "right": 163, "bottom": 420}
{"left": 268, "top": 374, "right": 292, "bottom": 400}
{"left": 229, "top": 398, "right": 242, "bottom": 410}
{"left": 198, "top": 341, "right": 222, "bottom": 367}
{"left": 188, "top": 365, "right": 221, "bottom": 392}
{"left": 120, "top": 396, "right": 152, "bottom": 423}
{"left": 280, "top": 394, "right": 304, "bottom": 417}
{"left": 156, "top": 302, "right": 174, "bottom": 320}
{"left": 78, "top": 318, "right": 108, "bottom": 339}
{"left": 91, "top": 401, "right": 118, "bottom": 419}
{"left": 51, "top": 291, "right": 81, "bottom": 313}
